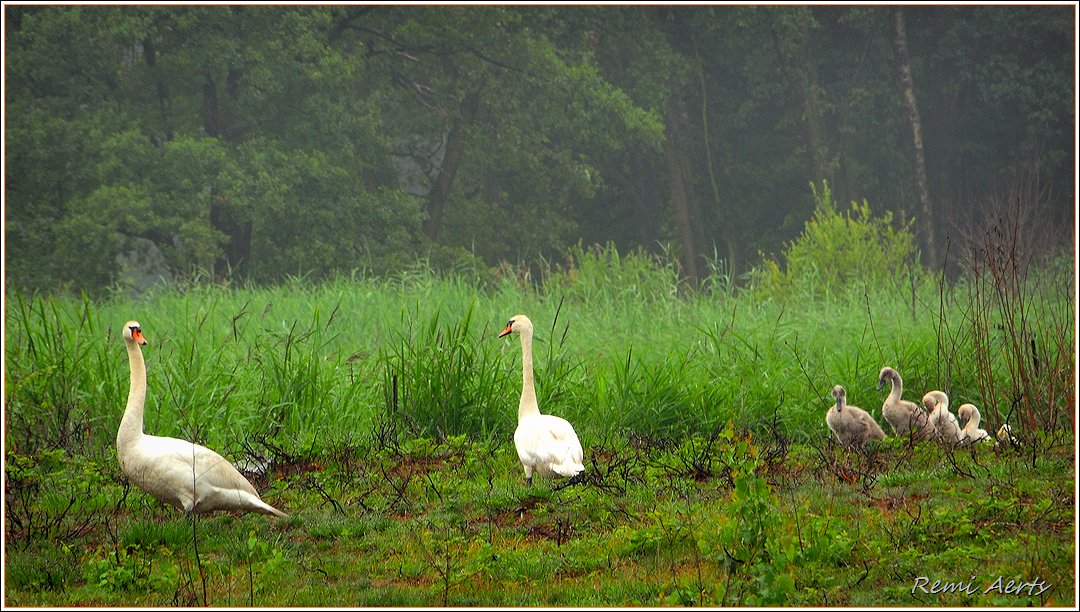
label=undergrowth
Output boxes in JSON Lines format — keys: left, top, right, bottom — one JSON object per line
{"left": 3, "top": 205, "right": 1073, "bottom": 606}
{"left": 3, "top": 423, "right": 1072, "bottom": 607}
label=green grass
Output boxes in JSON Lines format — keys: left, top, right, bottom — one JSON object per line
{"left": 3, "top": 251, "right": 1074, "bottom": 606}
{"left": 5, "top": 249, "right": 1072, "bottom": 450}
{"left": 3, "top": 430, "right": 1073, "bottom": 607}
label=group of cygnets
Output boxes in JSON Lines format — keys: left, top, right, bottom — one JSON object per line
{"left": 826, "top": 366, "right": 1014, "bottom": 450}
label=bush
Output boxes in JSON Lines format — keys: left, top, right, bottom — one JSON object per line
{"left": 750, "top": 181, "right": 922, "bottom": 301}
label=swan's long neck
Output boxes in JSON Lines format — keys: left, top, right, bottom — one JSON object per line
{"left": 518, "top": 327, "right": 541, "bottom": 421}
{"left": 965, "top": 409, "right": 981, "bottom": 430}
{"left": 117, "top": 340, "right": 146, "bottom": 450}
{"left": 887, "top": 376, "right": 903, "bottom": 404}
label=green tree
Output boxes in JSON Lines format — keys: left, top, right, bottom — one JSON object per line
{"left": 340, "top": 6, "right": 663, "bottom": 266}
{"left": 750, "top": 181, "right": 921, "bottom": 300}
{"left": 4, "top": 6, "right": 1072, "bottom": 294}
{"left": 5, "top": 6, "right": 427, "bottom": 290}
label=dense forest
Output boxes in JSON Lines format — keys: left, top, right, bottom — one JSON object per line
{"left": 4, "top": 4, "right": 1074, "bottom": 294}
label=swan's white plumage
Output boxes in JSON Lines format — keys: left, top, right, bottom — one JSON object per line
{"left": 117, "top": 321, "right": 287, "bottom": 518}
{"left": 877, "top": 366, "right": 933, "bottom": 440}
{"left": 500, "top": 315, "right": 585, "bottom": 484}
{"left": 957, "top": 403, "right": 990, "bottom": 444}
{"left": 922, "top": 390, "right": 962, "bottom": 444}
{"left": 996, "top": 423, "right": 1020, "bottom": 447}
{"left": 825, "top": 385, "right": 886, "bottom": 449}
{"left": 514, "top": 415, "right": 585, "bottom": 479}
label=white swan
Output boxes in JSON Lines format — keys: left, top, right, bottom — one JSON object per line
{"left": 957, "top": 403, "right": 991, "bottom": 444}
{"left": 921, "top": 390, "right": 963, "bottom": 444}
{"left": 117, "top": 321, "right": 287, "bottom": 517}
{"left": 826, "top": 385, "right": 886, "bottom": 449}
{"left": 876, "top": 366, "right": 933, "bottom": 440}
{"left": 996, "top": 423, "right": 1021, "bottom": 448}
{"left": 499, "top": 315, "right": 585, "bottom": 485}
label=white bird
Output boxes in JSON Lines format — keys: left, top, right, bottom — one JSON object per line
{"left": 826, "top": 385, "right": 886, "bottom": 449}
{"left": 876, "top": 366, "right": 933, "bottom": 440}
{"left": 921, "top": 390, "right": 963, "bottom": 444}
{"left": 117, "top": 321, "right": 287, "bottom": 518}
{"left": 957, "top": 403, "right": 991, "bottom": 444}
{"left": 996, "top": 423, "right": 1021, "bottom": 448}
{"left": 499, "top": 315, "right": 585, "bottom": 485}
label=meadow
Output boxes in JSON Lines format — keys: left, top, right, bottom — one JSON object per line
{"left": 3, "top": 246, "right": 1075, "bottom": 607}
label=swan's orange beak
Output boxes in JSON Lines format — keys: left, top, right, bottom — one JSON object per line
{"left": 132, "top": 327, "right": 147, "bottom": 345}
{"left": 498, "top": 322, "right": 513, "bottom": 338}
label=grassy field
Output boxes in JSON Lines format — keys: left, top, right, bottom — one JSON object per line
{"left": 3, "top": 250, "right": 1075, "bottom": 606}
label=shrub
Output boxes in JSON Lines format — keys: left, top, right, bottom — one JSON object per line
{"left": 750, "top": 181, "right": 922, "bottom": 301}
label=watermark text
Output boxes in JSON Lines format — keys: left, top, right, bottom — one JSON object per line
{"left": 912, "top": 576, "right": 1052, "bottom": 597}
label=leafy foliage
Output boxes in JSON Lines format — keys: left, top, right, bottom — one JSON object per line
{"left": 4, "top": 6, "right": 1072, "bottom": 294}
{"left": 750, "top": 180, "right": 923, "bottom": 300}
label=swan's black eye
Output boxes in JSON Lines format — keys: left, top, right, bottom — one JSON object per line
{"left": 507, "top": 319, "right": 514, "bottom": 327}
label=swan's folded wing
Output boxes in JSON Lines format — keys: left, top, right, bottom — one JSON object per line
{"left": 516, "top": 415, "right": 585, "bottom": 477}
{"left": 140, "top": 436, "right": 258, "bottom": 495}
{"left": 547, "top": 416, "right": 582, "bottom": 442}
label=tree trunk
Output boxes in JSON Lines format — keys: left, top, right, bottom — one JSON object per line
{"left": 694, "top": 35, "right": 739, "bottom": 277}
{"left": 893, "top": 8, "right": 937, "bottom": 265}
{"left": 143, "top": 37, "right": 171, "bottom": 140}
{"left": 424, "top": 46, "right": 481, "bottom": 243}
{"left": 424, "top": 93, "right": 477, "bottom": 242}
{"left": 201, "top": 76, "right": 220, "bottom": 138}
{"left": 797, "top": 9, "right": 829, "bottom": 187}
{"left": 663, "top": 105, "right": 701, "bottom": 286}
{"left": 771, "top": 8, "right": 832, "bottom": 202}
{"left": 613, "top": 150, "right": 661, "bottom": 250}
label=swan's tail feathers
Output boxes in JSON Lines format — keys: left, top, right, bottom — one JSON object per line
{"left": 552, "top": 462, "right": 586, "bottom": 479}
{"left": 995, "top": 424, "right": 1021, "bottom": 448}
{"left": 253, "top": 499, "right": 289, "bottom": 519}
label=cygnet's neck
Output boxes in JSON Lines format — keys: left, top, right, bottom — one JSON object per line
{"left": 936, "top": 397, "right": 949, "bottom": 414}
{"left": 965, "top": 408, "right": 981, "bottom": 430}
{"left": 887, "top": 376, "right": 903, "bottom": 404}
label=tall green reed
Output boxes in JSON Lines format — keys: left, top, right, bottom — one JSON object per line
{"left": 379, "top": 300, "right": 510, "bottom": 441}
{"left": 5, "top": 239, "right": 1068, "bottom": 459}
{"left": 5, "top": 292, "right": 116, "bottom": 454}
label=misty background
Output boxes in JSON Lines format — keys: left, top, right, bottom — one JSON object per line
{"left": 3, "top": 5, "right": 1074, "bottom": 294}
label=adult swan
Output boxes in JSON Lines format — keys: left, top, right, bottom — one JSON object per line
{"left": 117, "top": 321, "right": 287, "bottom": 518}
{"left": 499, "top": 315, "right": 585, "bottom": 486}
